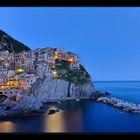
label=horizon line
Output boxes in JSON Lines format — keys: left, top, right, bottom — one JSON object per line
{"left": 94, "top": 80, "right": 140, "bottom": 82}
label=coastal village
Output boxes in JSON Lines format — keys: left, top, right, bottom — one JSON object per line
{"left": 0, "top": 47, "right": 80, "bottom": 98}
{"left": 0, "top": 30, "right": 140, "bottom": 117}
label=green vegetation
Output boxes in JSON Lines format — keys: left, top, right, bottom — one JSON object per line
{"left": 0, "top": 29, "right": 30, "bottom": 53}
{"left": 54, "top": 60, "right": 91, "bottom": 85}
{"left": 11, "top": 39, "right": 30, "bottom": 53}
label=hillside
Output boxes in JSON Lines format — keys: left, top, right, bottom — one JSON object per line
{"left": 0, "top": 30, "right": 30, "bottom": 53}
{"left": 53, "top": 60, "right": 91, "bottom": 85}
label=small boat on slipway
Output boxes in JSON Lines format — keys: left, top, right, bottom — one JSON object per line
{"left": 48, "top": 108, "right": 59, "bottom": 115}
{"left": 76, "top": 99, "right": 80, "bottom": 102}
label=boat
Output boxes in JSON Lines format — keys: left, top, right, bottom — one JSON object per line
{"left": 76, "top": 99, "right": 80, "bottom": 101}
{"left": 48, "top": 108, "right": 59, "bottom": 115}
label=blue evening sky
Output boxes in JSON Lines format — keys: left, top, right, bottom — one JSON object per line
{"left": 0, "top": 7, "right": 140, "bottom": 81}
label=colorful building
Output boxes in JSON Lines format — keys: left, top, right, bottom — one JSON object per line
{"left": 0, "top": 47, "right": 81, "bottom": 93}
{"left": 69, "top": 62, "right": 80, "bottom": 70}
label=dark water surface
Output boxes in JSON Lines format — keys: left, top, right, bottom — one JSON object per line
{"left": 1, "top": 81, "right": 140, "bottom": 132}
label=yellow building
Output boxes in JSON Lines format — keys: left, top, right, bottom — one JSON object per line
{"left": 7, "top": 78, "right": 19, "bottom": 88}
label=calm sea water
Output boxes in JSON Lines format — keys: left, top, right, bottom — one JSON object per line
{"left": 0, "top": 81, "right": 140, "bottom": 133}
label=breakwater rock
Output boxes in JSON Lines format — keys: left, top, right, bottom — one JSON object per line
{"left": 97, "top": 96, "right": 140, "bottom": 113}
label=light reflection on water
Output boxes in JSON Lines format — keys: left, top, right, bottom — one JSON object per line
{"left": 1, "top": 99, "right": 140, "bottom": 132}
{"left": 0, "top": 100, "right": 86, "bottom": 132}
{"left": 0, "top": 121, "right": 16, "bottom": 132}
{"left": 45, "top": 111, "right": 66, "bottom": 132}
{"left": 44, "top": 102, "right": 84, "bottom": 132}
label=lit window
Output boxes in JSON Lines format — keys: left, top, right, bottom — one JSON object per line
{"left": 16, "top": 68, "right": 25, "bottom": 73}
{"left": 54, "top": 54, "right": 59, "bottom": 60}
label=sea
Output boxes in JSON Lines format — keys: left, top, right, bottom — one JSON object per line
{"left": 0, "top": 81, "right": 140, "bottom": 133}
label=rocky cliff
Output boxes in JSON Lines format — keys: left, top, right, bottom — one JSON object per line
{"left": 0, "top": 77, "right": 95, "bottom": 118}
{"left": 31, "top": 77, "right": 95, "bottom": 102}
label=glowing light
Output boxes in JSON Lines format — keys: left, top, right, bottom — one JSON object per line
{"left": 5, "top": 63, "right": 8, "bottom": 67}
{"left": 54, "top": 55, "right": 59, "bottom": 60}
{"left": 68, "top": 58, "right": 74, "bottom": 62}
{"left": 16, "top": 68, "right": 24, "bottom": 73}
{"left": 53, "top": 71, "right": 57, "bottom": 75}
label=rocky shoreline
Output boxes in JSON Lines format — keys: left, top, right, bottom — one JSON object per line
{"left": 96, "top": 96, "right": 140, "bottom": 114}
{"left": 0, "top": 77, "right": 96, "bottom": 120}
{"left": 1, "top": 77, "right": 140, "bottom": 120}
{"left": 0, "top": 97, "right": 92, "bottom": 120}
{"left": 1, "top": 93, "right": 140, "bottom": 120}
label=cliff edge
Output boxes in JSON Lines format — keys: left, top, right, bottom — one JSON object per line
{"left": 31, "top": 77, "right": 95, "bottom": 102}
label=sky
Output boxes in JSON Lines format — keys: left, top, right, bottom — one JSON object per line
{"left": 0, "top": 7, "right": 140, "bottom": 81}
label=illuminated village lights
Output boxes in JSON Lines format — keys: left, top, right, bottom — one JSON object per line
{"left": 6, "top": 79, "right": 19, "bottom": 88}
{"left": 0, "top": 86, "right": 4, "bottom": 89}
{"left": 68, "top": 57, "right": 75, "bottom": 62}
{"left": 54, "top": 54, "right": 59, "bottom": 60}
{"left": 70, "top": 58, "right": 74, "bottom": 62}
{"left": 16, "top": 68, "right": 25, "bottom": 73}
{"left": 54, "top": 51, "right": 59, "bottom": 60}
{"left": 5, "top": 62, "right": 9, "bottom": 67}
{"left": 0, "top": 47, "right": 80, "bottom": 94}
{"left": 53, "top": 71, "right": 57, "bottom": 75}
{"left": 53, "top": 70, "right": 58, "bottom": 77}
